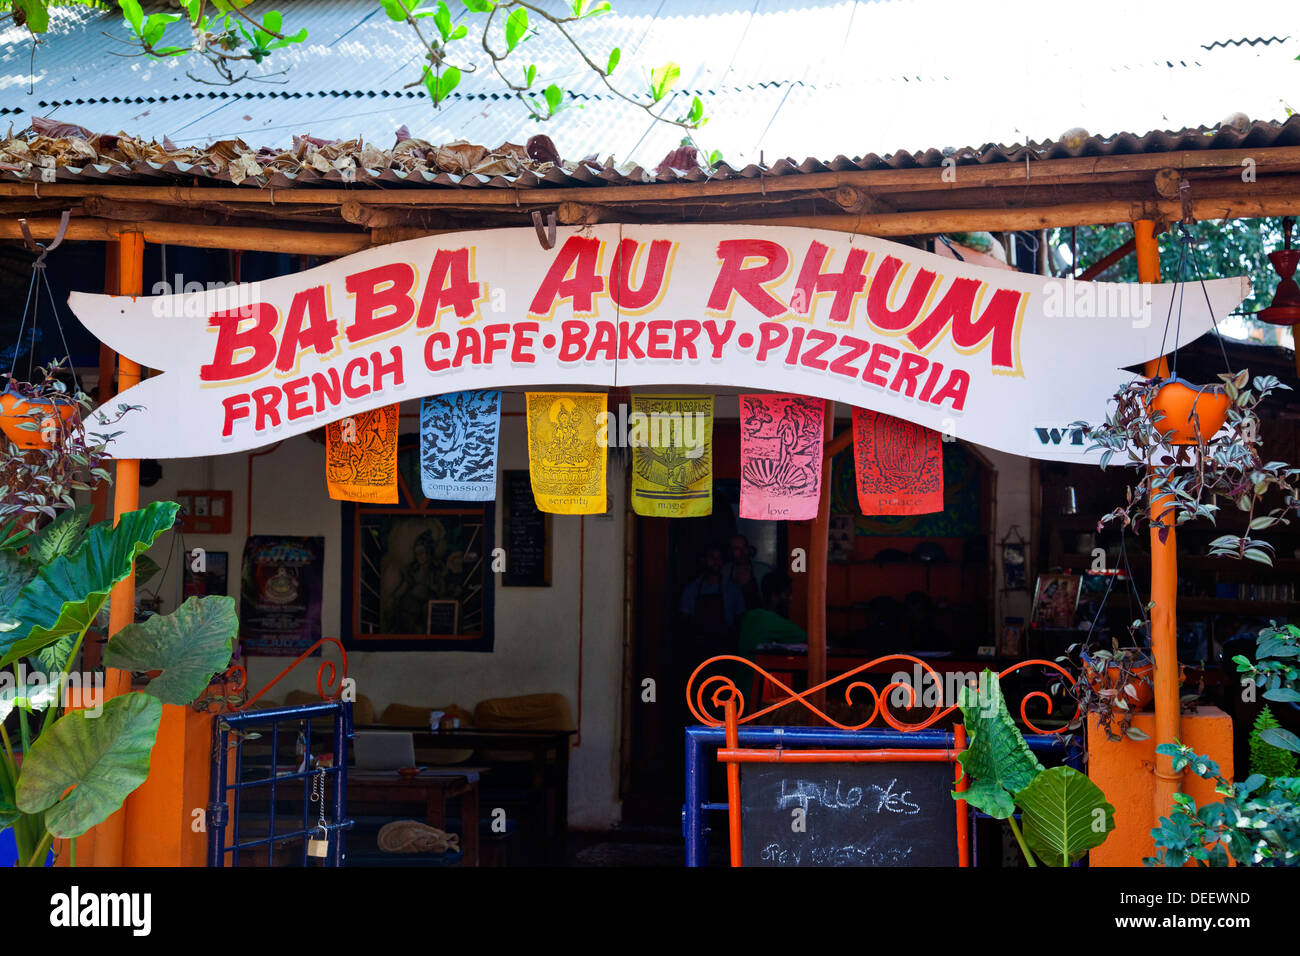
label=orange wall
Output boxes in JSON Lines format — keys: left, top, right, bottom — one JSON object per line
{"left": 1088, "top": 705, "right": 1233, "bottom": 867}
{"left": 114, "top": 705, "right": 213, "bottom": 866}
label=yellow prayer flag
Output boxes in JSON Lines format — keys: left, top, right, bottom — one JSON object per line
{"left": 525, "top": 392, "right": 608, "bottom": 515}
{"left": 630, "top": 394, "right": 712, "bottom": 517}
{"left": 325, "top": 404, "right": 399, "bottom": 503}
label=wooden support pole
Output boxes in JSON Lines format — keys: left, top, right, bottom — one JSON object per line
{"left": 1134, "top": 220, "right": 1183, "bottom": 830}
{"left": 1078, "top": 237, "right": 1137, "bottom": 281}
{"left": 807, "top": 402, "right": 836, "bottom": 706}
{"left": 91, "top": 231, "right": 144, "bottom": 868}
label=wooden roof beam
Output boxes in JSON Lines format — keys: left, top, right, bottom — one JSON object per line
{"left": 6, "top": 191, "right": 1300, "bottom": 255}
{"left": 0, "top": 145, "right": 1297, "bottom": 208}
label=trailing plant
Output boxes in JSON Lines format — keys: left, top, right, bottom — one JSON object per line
{"left": 1146, "top": 742, "right": 1300, "bottom": 867}
{"left": 0, "top": 360, "right": 136, "bottom": 538}
{"left": 1057, "top": 638, "right": 1153, "bottom": 743}
{"left": 951, "top": 670, "right": 1115, "bottom": 867}
{"left": 0, "top": 500, "right": 237, "bottom": 866}
{"left": 1082, "top": 369, "right": 1300, "bottom": 564}
{"left": 1235, "top": 622, "right": 1300, "bottom": 755}
{"left": 1250, "top": 707, "right": 1299, "bottom": 780}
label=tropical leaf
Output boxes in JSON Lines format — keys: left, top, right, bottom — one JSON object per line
{"left": 1259, "top": 726, "right": 1300, "bottom": 755}
{"left": 33, "top": 632, "right": 79, "bottom": 681}
{"left": 1016, "top": 765, "right": 1115, "bottom": 867}
{"left": 15, "top": 693, "right": 162, "bottom": 838}
{"left": 0, "top": 679, "right": 60, "bottom": 722}
{"left": 0, "top": 501, "right": 179, "bottom": 666}
{"left": 0, "top": 793, "right": 17, "bottom": 831}
{"left": 0, "top": 548, "right": 38, "bottom": 633}
{"left": 134, "top": 554, "right": 162, "bottom": 589}
{"left": 951, "top": 670, "right": 1043, "bottom": 818}
{"left": 26, "top": 505, "right": 91, "bottom": 565}
{"left": 104, "top": 596, "right": 237, "bottom": 705}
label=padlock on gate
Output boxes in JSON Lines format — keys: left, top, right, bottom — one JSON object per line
{"left": 307, "top": 825, "right": 330, "bottom": 859}
{"left": 307, "top": 768, "right": 331, "bottom": 861}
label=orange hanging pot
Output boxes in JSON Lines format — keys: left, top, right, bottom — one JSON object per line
{"left": 1081, "top": 650, "right": 1156, "bottom": 711}
{"left": 1145, "top": 377, "right": 1230, "bottom": 446}
{"left": 0, "top": 387, "right": 78, "bottom": 450}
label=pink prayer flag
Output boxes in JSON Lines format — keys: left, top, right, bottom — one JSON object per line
{"left": 739, "top": 394, "right": 825, "bottom": 520}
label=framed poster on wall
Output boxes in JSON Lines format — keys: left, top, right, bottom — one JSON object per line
{"left": 240, "top": 537, "right": 325, "bottom": 657}
{"left": 342, "top": 439, "right": 494, "bottom": 652}
{"left": 1030, "top": 573, "right": 1081, "bottom": 629}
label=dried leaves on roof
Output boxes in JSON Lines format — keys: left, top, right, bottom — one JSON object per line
{"left": 0, "top": 114, "right": 1298, "bottom": 192}
{"left": 0, "top": 116, "right": 603, "bottom": 187}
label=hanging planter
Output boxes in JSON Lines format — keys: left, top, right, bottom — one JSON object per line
{"left": 1080, "top": 647, "right": 1155, "bottom": 712}
{"left": 1144, "top": 376, "right": 1231, "bottom": 446}
{"left": 0, "top": 385, "right": 79, "bottom": 450}
{"left": 1080, "top": 223, "right": 1300, "bottom": 564}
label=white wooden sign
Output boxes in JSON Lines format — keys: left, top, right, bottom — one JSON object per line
{"left": 68, "top": 224, "right": 1249, "bottom": 462}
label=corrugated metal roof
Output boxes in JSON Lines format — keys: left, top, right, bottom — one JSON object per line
{"left": 0, "top": 0, "right": 1297, "bottom": 180}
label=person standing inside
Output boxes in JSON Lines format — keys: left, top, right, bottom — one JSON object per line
{"left": 723, "top": 533, "right": 773, "bottom": 612}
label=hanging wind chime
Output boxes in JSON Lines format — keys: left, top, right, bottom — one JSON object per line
{"left": 1255, "top": 216, "right": 1300, "bottom": 377}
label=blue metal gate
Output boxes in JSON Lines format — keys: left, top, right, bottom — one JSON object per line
{"left": 208, "top": 700, "right": 353, "bottom": 867}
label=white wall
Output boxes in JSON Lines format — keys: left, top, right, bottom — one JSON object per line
{"left": 140, "top": 401, "right": 627, "bottom": 830}
{"left": 136, "top": 401, "right": 1033, "bottom": 833}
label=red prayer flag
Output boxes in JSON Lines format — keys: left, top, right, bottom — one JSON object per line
{"left": 852, "top": 407, "right": 944, "bottom": 515}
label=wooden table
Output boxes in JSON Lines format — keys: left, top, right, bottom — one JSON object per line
{"left": 348, "top": 768, "right": 486, "bottom": 866}
{"left": 364, "top": 726, "right": 575, "bottom": 861}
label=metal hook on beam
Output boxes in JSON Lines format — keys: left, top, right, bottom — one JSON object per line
{"left": 17, "top": 209, "right": 71, "bottom": 268}
{"left": 531, "top": 209, "right": 557, "bottom": 250}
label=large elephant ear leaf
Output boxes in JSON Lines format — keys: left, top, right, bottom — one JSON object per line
{"left": 0, "top": 793, "right": 18, "bottom": 830}
{"left": 104, "top": 595, "right": 237, "bottom": 705}
{"left": 0, "top": 501, "right": 179, "bottom": 667}
{"left": 951, "top": 670, "right": 1044, "bottom": 819}
{"left": 27, "top": 505, "right": 92, "bottom": 565}
{"left": 15, "top": 693, "right": 162, "bottom": 839}
{"left": 1017, "top": 765, "right": 1115, "bottom": 867}
{"left": 0, "top": 549, "right": 38, "bottom": 634}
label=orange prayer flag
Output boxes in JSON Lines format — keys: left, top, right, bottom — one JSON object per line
{"left": 325, "top": 404, "right": 399, "bottom": 503}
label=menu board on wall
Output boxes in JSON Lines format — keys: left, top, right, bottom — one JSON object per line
{"left": 502, "top": 469, "right": 551, "bottom": 588}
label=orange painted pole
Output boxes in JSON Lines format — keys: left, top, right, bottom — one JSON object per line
{"left": 954, "top": 724, "right": 969, "bottom": 867}
{"left": 807, "top": 401, "right": 835, "bottom": 706}
{"left": 1133, "top": 220, "right": 1182, "bottom": 825}
{"left": 91, "top": 232, "right": 144, "bottom": 868}
{"left": 725, "top": 699, "right": 742, "bottom": 867}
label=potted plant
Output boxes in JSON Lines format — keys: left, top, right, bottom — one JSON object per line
{"left": 1081, "top": 369, "right": 1300, "bottom": 564}
{"left": 1056, "top": 634, "right": 1155, "bottom": 742}
{"left": 0, "top": 361, "right": 136, "bottom": 540}
{"left": 0, "top": 500, "right": 239, "bottom": 866}
{"left": 0, "top": 361, "right": 83, "bottom": 450}
{"left": 951, "top": 671, "right": 1115, "bottom": 867}
{"left": 1144, "top": 376, "right": 1231, "bottom": 446}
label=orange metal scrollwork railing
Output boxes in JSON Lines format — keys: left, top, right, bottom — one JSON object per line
{"left": 193, "top": 638, "right": 349, "bottom": 714}
{"left": 686, "top": 654, "right": 1079, "bottom": 735}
